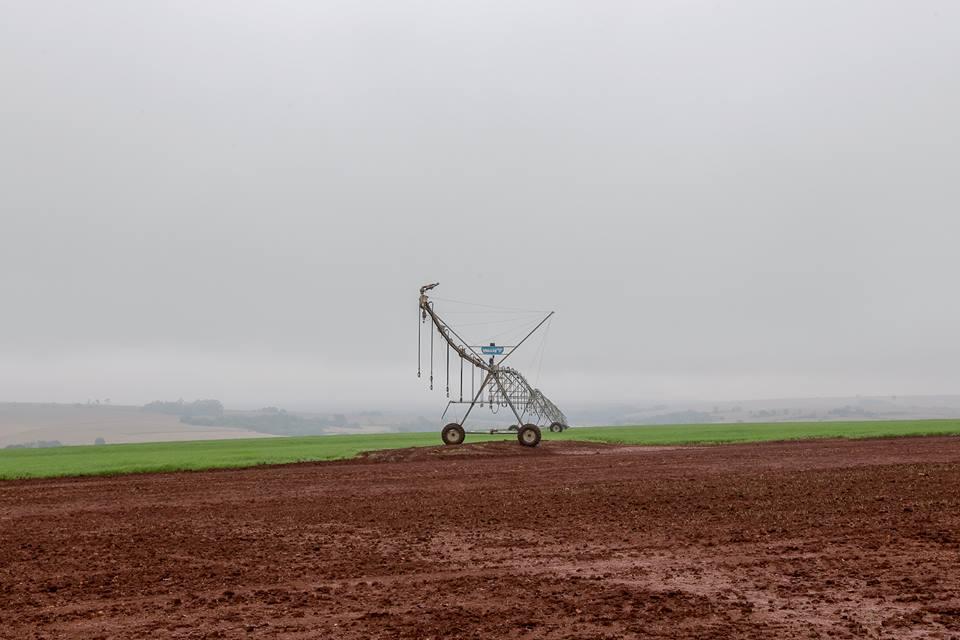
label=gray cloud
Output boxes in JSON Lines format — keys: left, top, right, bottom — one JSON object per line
{"left": 2, "top": 0, "right": 958, "bottom": 408}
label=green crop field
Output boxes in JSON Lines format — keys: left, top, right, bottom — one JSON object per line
{"left": 2, "top": 419, "right": 959, "bottom": 480}
{"left": 556, "top": 419, "right": 960, "bottom": 446}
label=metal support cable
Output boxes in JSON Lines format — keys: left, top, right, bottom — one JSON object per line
{"left": 429, "top": 296, "right": 547, "bottom": 314}
{"left": 534, "top": 317, "right": 552, "bottom": 387}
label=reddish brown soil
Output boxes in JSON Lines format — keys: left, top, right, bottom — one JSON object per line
{"left": 2, "top": 437, "right": 959, "bottom": 639}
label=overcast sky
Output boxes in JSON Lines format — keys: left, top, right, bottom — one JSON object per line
{"left": 2, "top": 0, "right": 958, "bottom": 410}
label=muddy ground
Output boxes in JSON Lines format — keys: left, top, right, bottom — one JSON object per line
{"left": 1, "top": 436, "right": 959, "bottom": 639}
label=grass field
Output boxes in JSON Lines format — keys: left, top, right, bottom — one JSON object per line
{"left": 2, "top": 419, "right": 959, "bottom": 480}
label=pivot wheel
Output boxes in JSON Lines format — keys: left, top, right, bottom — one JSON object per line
{"left": 517, "top": 423, "right": 542, "bottom": 447}
{"left": 549, "top": 422, "right": 564, "bottom": 433}
{"left": 441, "top": 423, "right": 466, "bottom": 446}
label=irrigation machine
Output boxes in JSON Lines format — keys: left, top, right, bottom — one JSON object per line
{"left": 417, "top": 283, "right": 568, "bottom": 447}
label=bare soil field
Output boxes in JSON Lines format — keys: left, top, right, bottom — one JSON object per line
{"left": 1, "top": 437, "right": 959, "bottom": 639}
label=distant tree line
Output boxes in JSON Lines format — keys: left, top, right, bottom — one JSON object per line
{"left": 5, "top": 440, "right": 62, "bottom": 449}
{"left": 179, "top": 409, "right": 354, "bottom": 435}
{"left": 142, "top": 399, "right": 224, "bottom": 419}
{"left": 636, "top": 410, "right": 718, "bottom": 425}
{"left": 142, "top": 400, "right": 432, "bottom": 436}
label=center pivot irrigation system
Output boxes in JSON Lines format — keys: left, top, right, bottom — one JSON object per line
{"left": 417, "top": 283, "right": 568, "bottom": 447}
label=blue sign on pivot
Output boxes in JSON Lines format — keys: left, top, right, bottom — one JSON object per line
{"left": 481, "top": 345, "right": 504, "bottom": 355}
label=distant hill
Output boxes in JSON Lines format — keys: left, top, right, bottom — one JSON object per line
{"left": 0, "top": 403, "right": 275, "bottom": 448}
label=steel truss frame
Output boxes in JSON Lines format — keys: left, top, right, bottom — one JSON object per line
{"left": 418, "top": 283, "right": 568, "bottom": 445}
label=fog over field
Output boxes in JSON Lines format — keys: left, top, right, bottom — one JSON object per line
{"left": 7, "top": 394, "right": 960, "bottom": 448}
{"left": 2, "top": 1, "right": 959, "bottom": 411}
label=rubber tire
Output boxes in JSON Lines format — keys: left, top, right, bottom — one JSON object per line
{"left": 549, "top": 422, "right": 564, "bottom": 433}
{"left": 508, "top": 424, "right": 519, "bottom": 432}
{"left": 441, "top": 423, "right": 466, "bottom": 446}
{"left": 517, "top": 424, "right": 542, "bottom": 447}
